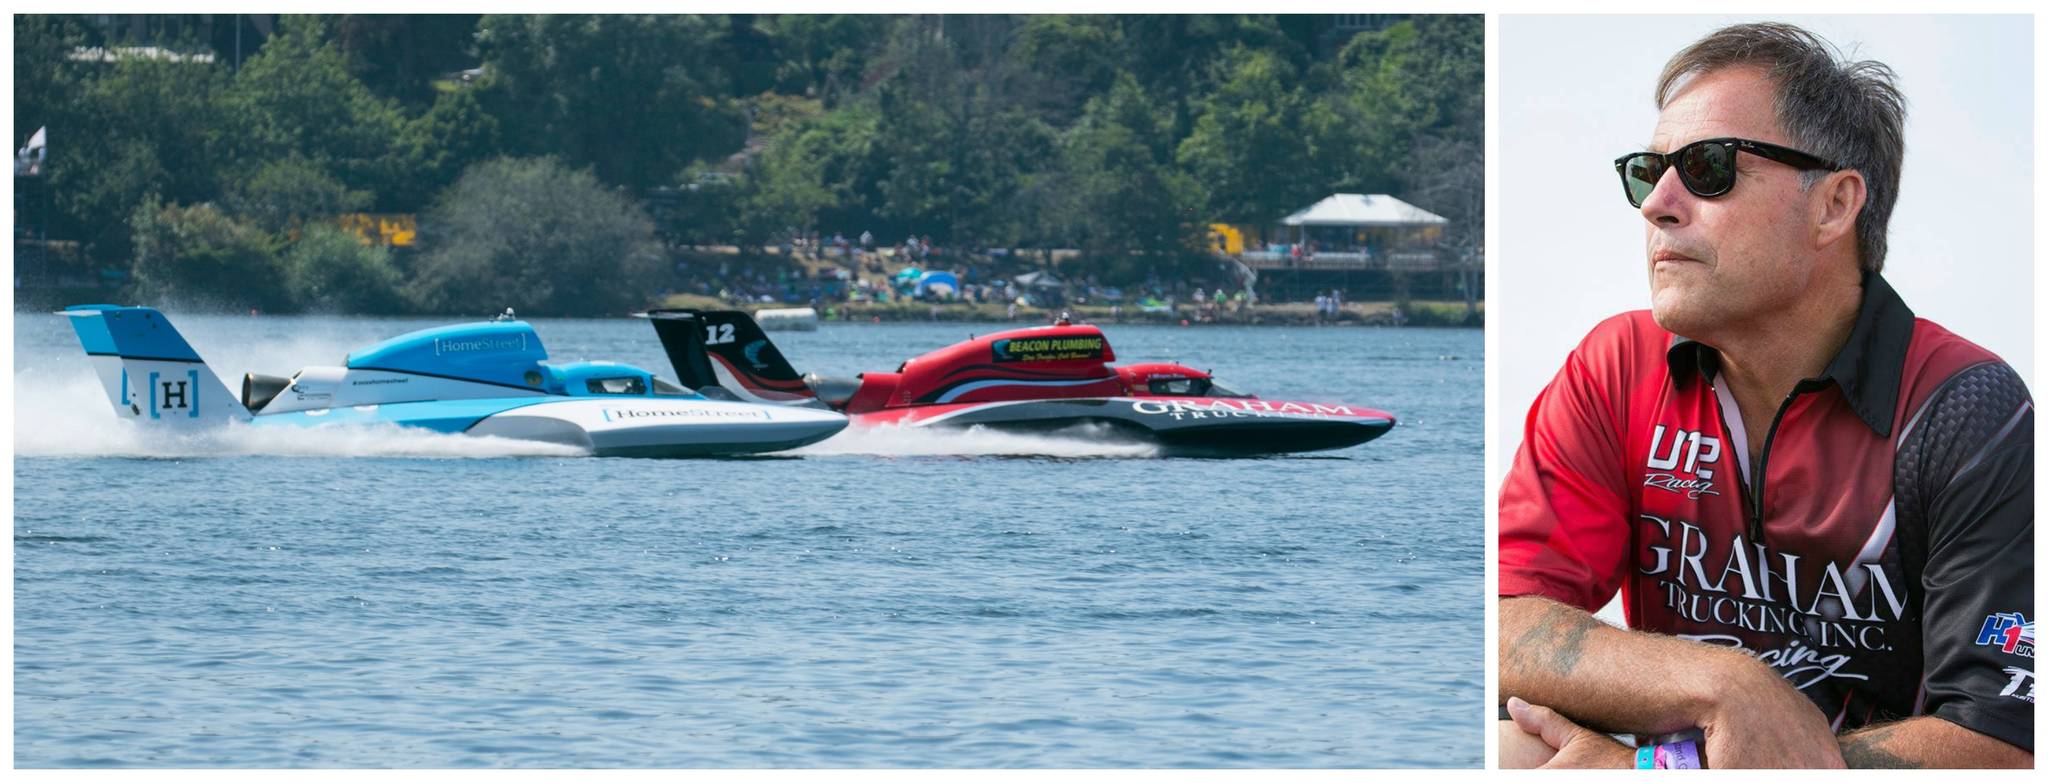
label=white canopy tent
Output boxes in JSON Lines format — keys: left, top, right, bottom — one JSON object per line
{"left": 1280, "top": 193, "right": 1446, "bottom": 228}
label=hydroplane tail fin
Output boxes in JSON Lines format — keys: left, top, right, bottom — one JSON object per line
{"left": 59, "top": 305, "right": 252, "bottom": 426}
{"left": 639, "top": 309, "right": 820, "bottom": 405}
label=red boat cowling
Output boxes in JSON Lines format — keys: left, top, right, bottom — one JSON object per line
{"left": 642, "top": 310, "right": 1395, "bottom": 455}
{"left": 860, "top": 324, "right": 1123, "bottom": 411}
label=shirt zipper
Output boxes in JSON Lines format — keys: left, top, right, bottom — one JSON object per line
{"left": 1740, "top": 379, "right": 1829, "bottom": 543}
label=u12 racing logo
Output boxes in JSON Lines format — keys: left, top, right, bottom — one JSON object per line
{"left": 1977, "top": 612, "right": 2034, "bottom": 659}
{"left": 1645, "top": 425, "right": 1721, "bottom": 499}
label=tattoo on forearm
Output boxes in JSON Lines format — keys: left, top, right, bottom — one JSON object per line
{"left": 1511, "top": 601, "right": 1601, "bottom": 677}
{"left": 1839, "top": 725, "right": 1921, "bottom": 769}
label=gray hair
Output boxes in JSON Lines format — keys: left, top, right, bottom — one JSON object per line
{"left": 1656, "top": 22, "right": 1906, "bottom": 273}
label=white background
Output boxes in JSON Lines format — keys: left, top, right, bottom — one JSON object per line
{"left": 1494, "top": 14, "right": 2035, "bottom": 475}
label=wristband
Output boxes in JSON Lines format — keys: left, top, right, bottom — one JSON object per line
{"left": 1634, "top": 745, "right": 1656, "bottom": 769}
{"left": 1653, "top": 740, "right": 1702, "bottom": 769}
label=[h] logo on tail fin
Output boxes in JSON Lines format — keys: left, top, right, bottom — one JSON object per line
{"left": 150, "top": 370, "right": 200, "bottom": 418}
{"left": 62, "top": 305, "right": 251, "bottom": 425}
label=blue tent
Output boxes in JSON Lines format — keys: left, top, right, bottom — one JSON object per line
{"left": 915, "top": 271, "right": 960, "bottom": 298}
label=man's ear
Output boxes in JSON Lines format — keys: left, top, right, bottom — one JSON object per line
{"left": 1813, "top": 169, "right": 1867, "bottom": 250}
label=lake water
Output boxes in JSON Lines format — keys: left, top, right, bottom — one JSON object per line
{"left": 12, "top": 312, "right": 1482, "bottom": 768}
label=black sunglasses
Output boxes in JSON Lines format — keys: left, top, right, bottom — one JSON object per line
{"left": 1614, "top": 137, "right": 1843, "bottom": 208}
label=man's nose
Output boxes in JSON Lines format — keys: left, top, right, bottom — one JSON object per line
{"left": 1640, "top": 167, "right": 1691, "bottom": 226}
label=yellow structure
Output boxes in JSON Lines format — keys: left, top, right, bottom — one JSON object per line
{"left": 1207, "top": 223, "right": 1245, "bottom": 254}
{"left": 337, "top": 214, "right": 418, "bottom": 247}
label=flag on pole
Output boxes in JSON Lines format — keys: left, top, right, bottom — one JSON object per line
{"left": 16, "top": 126, "right": 47, "bottom": 176}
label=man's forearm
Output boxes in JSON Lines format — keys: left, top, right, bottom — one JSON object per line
{"left": 1499, "top": 594, "right": 1771, "bottom": 735}
{"left": 1838, "top": 717, "right": 2031, "bottom": 769}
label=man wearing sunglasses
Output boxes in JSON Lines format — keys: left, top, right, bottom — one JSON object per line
{"left": 1499, "top": 23, "right": 2031, "bottom": 768}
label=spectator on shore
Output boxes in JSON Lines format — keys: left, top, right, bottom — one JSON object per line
{"left": 1313, "top": 291, "right": 1329, "bottom": 324}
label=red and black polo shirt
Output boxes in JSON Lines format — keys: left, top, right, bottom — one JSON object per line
{"left": 1500, "top": 273, "right": 2033, "bottom": 749}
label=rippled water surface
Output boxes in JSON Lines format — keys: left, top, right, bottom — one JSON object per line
{"left": 14, "top": 312, "right": 1481, "bottom": 767}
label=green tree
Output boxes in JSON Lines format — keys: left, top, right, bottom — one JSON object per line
{"left": 1175, "top": 47, "right": 1317, "bottom": 224}
{"left": 863, "top": 19, "right": 1058, "bottom": 246}
{"left": 330, "top": 14, "right": 484, "bottom": 108}
{"left": 716, "top": 14, "right": 783, "bottom": 98}
{"left": 128, "top": 197, "right": 289, "bottom": 312}
{"left": 1304, "top": 18, "right": 1482, "bottom": 195}
{"left": 281, "top": 223, "right": 404, "bottom": 313}
{"left": 1009, "top": 15, "right": 1125, "bottom": 125}
{"left": 226, "top": 15, "right": 408, "bottom": 209}
{"left": 1063, "top": 74, "right": 1200, "bottom": 257}
{"left": 1386, "top": 16, "right": 1484, "bottom": 259}
{"left": 221, "top": 156, "right": 371, "bottom": 234}
{"left": 765, "top": 14, "right": 891, "bottom": 106}
{"left": 473, "top": 15, "right": 749, "bottom": 191}
{"left": 407, "top": 157, "right": 664, "bottom": 317}
{"left": 741, "top": 105, "right": 882, "bottom": 239}
{"left": 53, "top": 56, "right": 232, "bottom": 263}
{"left": 13, "top": 16, "right": 94, "bottom": 151}
{"left": 1113, "top": 15, "right": 1296, "bottom": 133}
{"left": 388, "top": 88, "right": 502, "bottom": 213}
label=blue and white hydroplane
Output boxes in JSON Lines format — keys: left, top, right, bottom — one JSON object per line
{"left": 60, "top": 305, "right": 847, "bottom": 457}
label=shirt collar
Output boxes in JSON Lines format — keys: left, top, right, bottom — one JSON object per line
{"left": 1664, "top": 271, "right": 1915, "bottom": 437}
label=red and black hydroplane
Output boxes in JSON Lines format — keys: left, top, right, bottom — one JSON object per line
{"left": 642, "top": 309, "right": 1395, "bottom": 456}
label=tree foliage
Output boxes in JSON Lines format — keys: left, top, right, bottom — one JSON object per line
{"left": 474, "top": 14, "right": 749, "bottom": 191}
{"left": 227, "top": 16, "right": 408, "bottom": 209}
{"left": 282, "top": 223, "right": 404, "bottom": 314}
{"left": 129, "top": 198, "right": 289, "bottom": 311}
{"left": 222, "top": 156, "right": 371, "bottom": 234}
{"left": 741, "top": 105, "right": 883, "bottom": 239}
{"left": 17, "top": 13, "right": 1481, "bottom": 311}
{"left": 1064, "top": 75, "right": 1200, "bottom": 256}
{"left": 765, "top": 14, "right": 891, "bottom": 106}
{"left": 1176, "top": 47, "right": 1317, "bottom": 225}
{"left": 387, "top": 88, "right": 502, "bottom": 213}
{"left": 331, "top": 14, "right": 484, "bottom": 108}
{"left": 407, "top": 157, "right": 663, "bottom": 317}
{"left": 55, "top": 57, "right": 232, "bottom": 262}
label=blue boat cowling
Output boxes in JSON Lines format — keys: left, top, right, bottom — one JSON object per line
{"left": 345, "top": 321, "right": 550, "bottom": 390}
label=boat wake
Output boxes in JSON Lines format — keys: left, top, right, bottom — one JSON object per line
{"left": 17, "top": 357, "right": 1151, "bottom": 460}
{"left": 12, "top": 367, "right": 586, "bottom": 459}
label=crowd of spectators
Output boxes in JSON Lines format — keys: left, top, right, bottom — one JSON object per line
{"left": 674, "top": 230, "right": 1358, "bottom": 317}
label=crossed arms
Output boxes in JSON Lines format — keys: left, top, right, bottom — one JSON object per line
{"left": 1499, "top": 595, "right": 2032, "bottom": 768}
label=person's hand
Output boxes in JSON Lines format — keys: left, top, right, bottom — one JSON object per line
{"left": 1506, "top": 697, "right": 1634, "bottom": 768}
{"left": 1498, "top": 718, "right": 1559, "bottom": 768}
{"left": 1690, "top": 655, "right": 1846, "bottom": 768}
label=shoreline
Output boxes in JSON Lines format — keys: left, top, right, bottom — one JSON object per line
{"left": 666, "top": 295, "right": 1485, "bottom": 328}
{"left": 11, "top": 295, "right": 1482, "bottom": 328}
